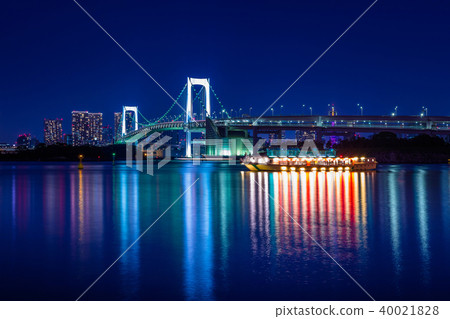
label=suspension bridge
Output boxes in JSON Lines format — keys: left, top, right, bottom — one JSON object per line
{"left": 117, "top": 77, "right": 450, "bottom": 157}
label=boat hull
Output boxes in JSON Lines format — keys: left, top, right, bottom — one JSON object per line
{"left": 244, "top": 162, "right": 377, "bottom": 172}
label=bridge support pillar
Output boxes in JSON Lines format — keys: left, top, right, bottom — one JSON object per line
{"left": 186, "top": 130, "right": 192, "bottom": 158}
{"left": 185, "top": 77, "right": 211, "bottom": 157}
{"left": 253, "top": 129, "right": 259, "bottom": 146}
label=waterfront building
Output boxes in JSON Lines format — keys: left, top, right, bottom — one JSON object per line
{"left": 43, "top": 118, "right": 63, "bottom": 145}
{"left": 114, "top": 112, "right": 122, "bottom": 142}
{"left": 71, "top": 111, "right": 103, "bottom": 146}
{"left": 16, "top": 133, "right": 32, "bottom": 149}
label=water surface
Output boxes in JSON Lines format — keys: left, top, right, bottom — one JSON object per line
{"left": 0, "top": 162, "right": 449, "bottom": 300}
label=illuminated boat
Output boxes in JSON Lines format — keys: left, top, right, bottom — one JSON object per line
{"left": 242, "top": 154, "right": 377, "bottom": 172}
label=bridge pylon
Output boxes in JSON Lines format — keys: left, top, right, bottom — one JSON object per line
{"left": 121, "top": 106, "right": 139, "bottom": 136}
{"left": 185, "top": 77, "right": 211, "bottom": 157}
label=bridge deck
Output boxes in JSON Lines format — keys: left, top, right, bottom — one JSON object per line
{"left": 120, "top": 115, "right": 450, "bottom": 143}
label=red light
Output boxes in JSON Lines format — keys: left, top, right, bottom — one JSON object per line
{"left": 340, "top": 155, "right": 343, "bottom": 158}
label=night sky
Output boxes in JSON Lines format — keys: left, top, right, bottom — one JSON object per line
{"left": 1, "top": 0, "right": 449, "bottom": 143}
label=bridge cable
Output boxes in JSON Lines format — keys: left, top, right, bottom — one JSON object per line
{"left": 154, "top": 83, "right": 187, "bottom": 123}
{"left": 210, "top": 85, "right": 231, "bottom": 119}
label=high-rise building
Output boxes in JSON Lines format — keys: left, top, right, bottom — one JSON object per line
{"left": 72, "top": 111, "right": 103, "bottom": 146}
{"left": 114, "top": 112, "right": 122, "bottom": 142}
{"left": 43, "top": 118, "right": 63, "bottom": 145}
{"left": 88, "top": 112, "right": 103, "bottom": 145}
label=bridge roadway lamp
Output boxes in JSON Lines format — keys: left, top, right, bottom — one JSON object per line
{"left": 112, "top": 152, "right": 116, "bottom": 166}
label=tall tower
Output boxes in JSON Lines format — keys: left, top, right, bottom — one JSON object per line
{"left": 89, "top": 112, "right": 103, "bottom": 145}
{"left": 114, "top": 112, "right": 122, "bottom": 142}
{"left": 72, "top": 111, "right": 103, "bottom": 146}
{"left": 44, "top": 118, "right": 63, "bottom": 145}
{"left": 185, "top": 77, "right": 211, "bottom": 157}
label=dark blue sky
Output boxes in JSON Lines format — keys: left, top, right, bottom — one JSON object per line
{"left": 1, "top": 0, "right": 449, "bottom": 143}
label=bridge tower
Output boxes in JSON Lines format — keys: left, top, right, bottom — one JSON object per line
{"left": 122, "top": 106, "right": 139, "bottom": 136}
{"left": 185, "top": 77, "right": 211, "bottom": 157}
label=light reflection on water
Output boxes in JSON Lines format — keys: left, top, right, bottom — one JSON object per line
{"left": 245, "top": 171, "right": 371, "bottom": 261}
{"left": 0, "top": 162, "right": 449, "bottom": 300}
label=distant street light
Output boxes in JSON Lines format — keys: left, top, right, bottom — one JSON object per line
{"left": 239, "top": 108, "right": 242, "bottom": 117}
{"left": 249, "top": 107, "right": 252, "bottom": 116}
{"left": 231, "top": 109, "right": 234, "bottom": 118}
{"left": 357, "top": 103, "right": 363, "bottom": 116}
{"left": 280, "top": 105, "right": 284, "bottom": 114}
{"left": 309, "top": 107, "right": 312, "bottom": 116}
{"left": 395, "top": 105, "right": 398, "bottom": 116}
{"left": 422, "top": 106, "right": 428, "bottom": 116}
{"left": 78, "top": 154, "right": 84, "bottom": 170}
{"left": 222, "top": 109, "right": 225, "bottom": 119}
{"left": 271, "top": 108, "right": 274, "bottom": 116}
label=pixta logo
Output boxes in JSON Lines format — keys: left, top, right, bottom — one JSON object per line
{"left": 126, "top": 132, "right": 172, "bottom": 176}
{"left": 126, "top": 136, "right": 322, "bottom": 175}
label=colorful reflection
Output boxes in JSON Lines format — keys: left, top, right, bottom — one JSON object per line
{"left": 244, "top": 171, "right": 371, "bottom": 260}
{"left": 0, "top": 163, "right": 449, "bottom": 300}
{"left": 183, "top": 173, "right": 214, "bottom": 300}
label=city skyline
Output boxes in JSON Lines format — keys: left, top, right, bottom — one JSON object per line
{"left": 1, "top": 0, "right": 450, "bottom": 143}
